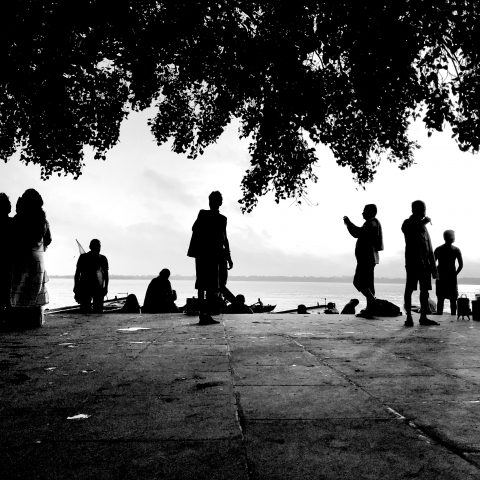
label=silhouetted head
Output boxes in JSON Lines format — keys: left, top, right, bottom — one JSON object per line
{"left": 297, "top": 304, "right": 308, "bottom": 314}
{"left": 235, "top": 294, "right": 246, "bottom": 305}
{"left": 89, "top": 239, "right": 101, "bottom": 253}
{"left": 444, "top": 230, "right": 455, "bottom": 244}
{"left": 411, "top": 200, "right": 426, "bottom": 218}
{"left": 362, "top": 204, "right": 377, "bottom": 220}
{"left": 123, "top": 294, "right": 141, "bottom": 313}
{"left": 159, "top": 268, "right": 170, "bottom": 279}
{"left": 350, "top": 299, "right": 360, "bottom": 306}
{"left": 208, "top": 191, "right": 223, "bottom": 211}
{"left": 0, "top": 193, "right": 11, "bottom": 216}
{"left": 21, "top": 189, "right": 44, "bottom": 212}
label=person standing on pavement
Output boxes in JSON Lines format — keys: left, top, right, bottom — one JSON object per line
{"left": 74, "top": 239, "right": 109, "bottom": 313}
{"left": 434, "top": 230, "right": 463, "bottom": 315}
{"left": 187, "top": 191, "right": 233, "bottom": 325}
{"left": 402, "top": 200, "right": 439, "bottom": 327}
{"left": 343, "top": 204, "right": 383, "bottom": 318}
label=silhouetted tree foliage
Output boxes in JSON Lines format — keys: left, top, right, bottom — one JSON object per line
{"left": 1, "top": 1, "right": 480, "bottom": 210}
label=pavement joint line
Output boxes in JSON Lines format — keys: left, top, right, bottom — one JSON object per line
{"left": 222, "top": 320, "right": 254, "bottom": 480}
{"left": 288, "top": 333, "right": 480, "bottom": 472}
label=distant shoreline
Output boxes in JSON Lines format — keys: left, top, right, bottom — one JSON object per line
{"left": 50, "top": 275, "right": 480, "bottom": 285}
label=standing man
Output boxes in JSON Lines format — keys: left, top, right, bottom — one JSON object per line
{"left": 74, "top": 239, "right": 109, "bottom": 313}
{"left": 0, "top": 193, "right": 12, "bottom": 318}
{"left": 402, "top": 200, "right": 439, "bottom": 327}
{"left": 187, "top": 191, "right": 233, "bottom": 325}
{"left": 343, "top": 204, "right": 383, "bottom": 318}
{"left": 435, "top": 230, "right": 463, "bottom": 315}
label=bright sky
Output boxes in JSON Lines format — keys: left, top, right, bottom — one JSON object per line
{"left": 1, "top": 110, "right": 479, "bottom": 278}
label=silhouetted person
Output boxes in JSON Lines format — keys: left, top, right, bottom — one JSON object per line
{"left": 121, "top": 294, "right": 141, "bottom": 313}
{"left": 10, "top": 189, "right": 52, "bottom": 327}
{"left": 435, "top": 230, "right": 463, "bottom": 315}
{"left": 142, "top": 268, "right": 178, "bottom": 313}
{"left": 343, "top": 204, "right": 383, "bottom": 317}
{"left": 402, "top": 200, "right": 439, "bottom": 327}
{"left": 341, "top": 299, "right": 360, "bottom": 314}
{"left": 324, "top": 302, "right": 339, "bottom": 314}
{"left": 297, "top": 304, "right": 309, "bottom": 314}
{"left": 187, "top": 191, "right": 232, "bottom": 325}
{"left": 0, "top": 193, "right": 12, "bottom": 317}
{"left": 74, "top": 239, "right": 109, "bottom": 313}
{"left": 225, "top": 294, "right": 253, "bottom": 314}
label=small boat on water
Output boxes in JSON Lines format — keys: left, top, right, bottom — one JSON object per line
{"left": 46, "top": 297, "right": 128, "bottom": 315}
{"left": 48, "top": 296, "right": 276, "bottom": 315}
{"left": 249, "top": 300, "right": 276, "bottom": 313}
{"left": 276, "top": 301, "right": 328, "bottom": 314}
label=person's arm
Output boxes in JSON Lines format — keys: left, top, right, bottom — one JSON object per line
{"left": 343, "top": 217, "right": 361, "bottom": 238}
{"left": 434, "top": 247, "right": 440, "bottom": 266}
{"left": 456, "top": 249, "right": 464, "bottom": 276}
{"left": 43, "top": 221, "right": 52, "bottom": 249}
{"left": 143, "top": 281, "right": 154, "bottom": 310}
{"left": 103, "top": 257, "right": 109, "bottom": 296}
{"left": 224, "top": 219, "right": 233, "bottom": 269}
{"left": 74, "top": 256, "right": 82, "bottom": 298}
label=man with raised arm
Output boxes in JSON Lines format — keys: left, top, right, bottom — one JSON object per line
{"left": 343, "top": 204, "right": 383, "bottom": 318}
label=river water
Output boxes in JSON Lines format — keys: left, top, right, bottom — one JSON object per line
{"left": 45, "top": 277, "right": 480, "bottom": 313}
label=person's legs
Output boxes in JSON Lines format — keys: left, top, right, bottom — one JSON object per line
{"left": 419, "top": 286, "right": 439, "bottom": 325}
{"left": 199, "top": 288, "right": 220, "bottom": 324}
{"left": 404, "top": 286, "right": 414, "bottom": 326}
{"left": 450, "top": 296, "right": 457, "bottom": 316}
{"left": 353, "top": 264, "right": 376, "bottom": 313}
{"left": 79, "top": 295, "right": 92, "bottom": 314}
{"left": 92, "top": 293, "right": 104, "bottom": 313}
{"left": 436, "top": 297, "right": 445, "bottom": 315}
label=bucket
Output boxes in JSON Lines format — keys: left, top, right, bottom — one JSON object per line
{"left": 457, "top": 295, "right": 471, "bottom": 318}
{"left": 472, "top": 300, "right": 480, "bottom": 321}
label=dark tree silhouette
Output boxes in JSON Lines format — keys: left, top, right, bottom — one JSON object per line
{"left": 1, "top": 1, "right": 480, "bottom": 211}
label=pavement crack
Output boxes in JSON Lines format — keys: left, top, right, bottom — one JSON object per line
{"left": 222, "top": 322, "right": 253, "bottom": 480}
{"left": 289, "top": 334, "right": 480, "bottom": 473}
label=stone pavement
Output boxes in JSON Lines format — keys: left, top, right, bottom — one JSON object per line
{"left": 2, "top": 311, "right": 480, "bottom": 479}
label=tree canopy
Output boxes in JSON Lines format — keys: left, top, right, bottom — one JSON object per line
{"left": 1, "top": 1, "right": 480, "bottom": 211}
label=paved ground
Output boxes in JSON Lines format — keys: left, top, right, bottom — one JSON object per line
{"left": 2, "top": 311, "right": 480, "bottom": 479}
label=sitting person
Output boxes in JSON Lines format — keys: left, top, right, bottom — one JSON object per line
{"left": 142, "top": 269, "right": 178, "bottom": 313}
{"left": 324, "top": 302, "right": 339, "bottom": 314}
{"left": 341, "top": 299, "right": 360, "bottom": 314}
{"left": 297, "top": 304, "right": 309, "bottom": 314}
{"left": 225, "top": 294, "right": 253, "bottom": 314}
{"left": 121, "top": 294, "right": 141, "bottom": 313}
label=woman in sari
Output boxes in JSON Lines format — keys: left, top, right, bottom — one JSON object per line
{"left": 10, "top": 189, "right": 52, "bottom": 327}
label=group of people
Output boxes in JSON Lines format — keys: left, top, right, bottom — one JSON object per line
{"left": 344, "top": 199, "right": 463, "bottom": 327}
{"left": 0, "top": 187, "right": 465, "bottom": 329}
{"left": 0, "top": 189, "right": 52, "bottom": 327}
{"left": 73, "top": 241, "right": 180, "bottom": 314}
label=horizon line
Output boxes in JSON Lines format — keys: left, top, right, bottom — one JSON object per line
{"left": 49, "top": 274, "right": 480, "bottom": 285}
